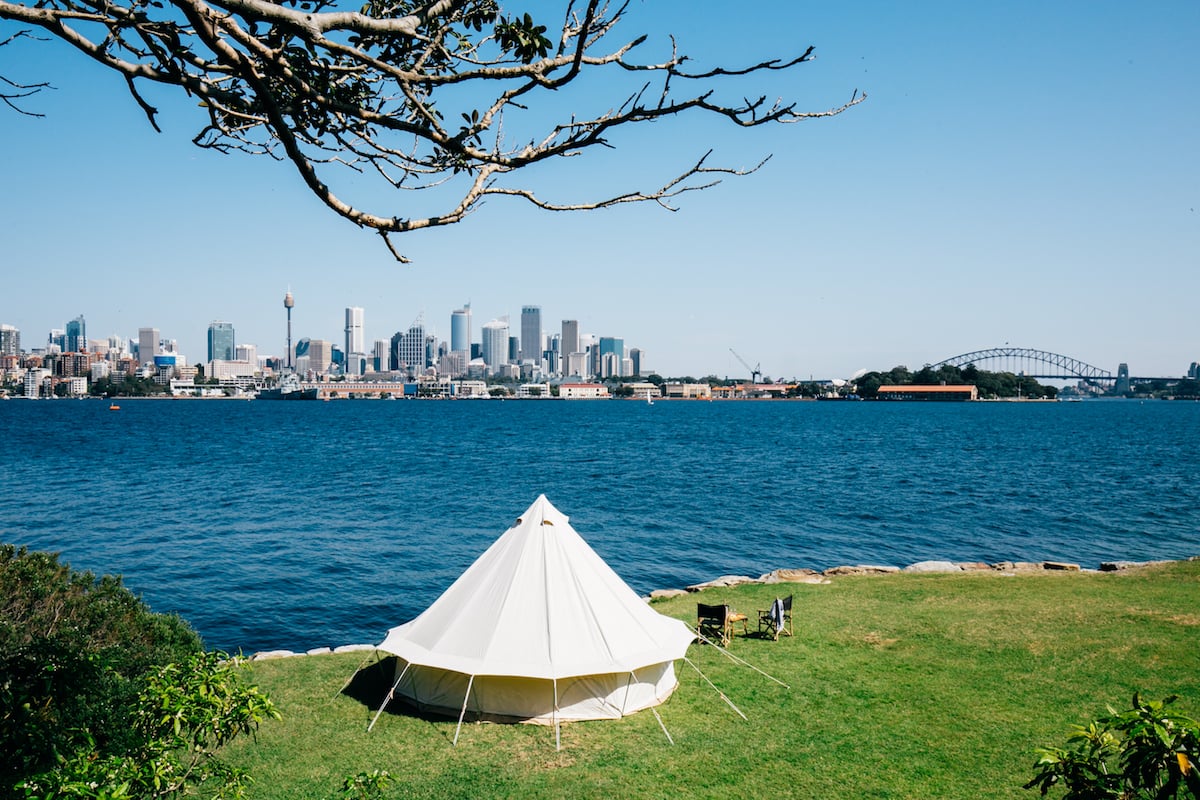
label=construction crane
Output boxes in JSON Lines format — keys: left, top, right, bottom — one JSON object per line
{"left": 729, "top": 348, "right": 762, "bottom": 385}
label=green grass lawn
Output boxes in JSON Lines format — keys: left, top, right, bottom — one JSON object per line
{"left": 223, "top": 561, "right": 1200, "bottom": 799}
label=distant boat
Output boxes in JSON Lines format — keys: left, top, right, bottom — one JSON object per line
{"left": 644, "top": 389, "right": 654, "bottom": 406}
{"left": 256, "top": 374, "right": 319, "bottom": 401}
{"left": 108, "top": 402, "right": 120, "bottom": 411}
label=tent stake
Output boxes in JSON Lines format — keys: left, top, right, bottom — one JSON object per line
{"left": 367, "top": 662, "right": 410, "bottom": 732}
{"left": 453, "top": 675, "right": 475, "bottom": 747}
{"left": 552, "top": 678, "right": 561, "bottom": 752}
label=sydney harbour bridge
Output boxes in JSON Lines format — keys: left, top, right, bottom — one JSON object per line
{"left": 928, "top": 347, "right": 1178, "bottom": 386}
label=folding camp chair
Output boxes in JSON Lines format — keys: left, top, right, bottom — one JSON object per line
{"left": 697, "top": 603, "right": 732, "bottom": 647}
{"left": 757, "top": 595, "right": 793, "bottom": 640}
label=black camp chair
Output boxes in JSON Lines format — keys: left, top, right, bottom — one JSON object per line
{"left": 697, "top": 603, "right": 732, "bottom": 647}
{"left": 757, "top": 595, "right": 793, "bottom": 640}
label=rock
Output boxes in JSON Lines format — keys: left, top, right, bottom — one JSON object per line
{"left": 306, "top": 646, "right": 333, "bottom": 656}
{"left": 1042, "top": 561, "right": 1081, "bottom": 571}
{"left": 686, "top": 575, "right": 757, "bottom": 591}
{"left": 1011, "top": 562, "right": 1045, "bottom": 572}
{"left": 955, "top": 562, "right": 993, "bottom": 571}
{"left": 251, "top": 650, "right": 298, "bottom": 660}
{"left": 902, "top": 560, "right": 962, "bottom": 573}
{"left": 823, "top": 564, "right": 901, "bottom": 576}
{"left": 759, "top": 568, "right": 829, "bottom": 584}
{"left": 334, "top": 644, "right": 376, "bottom": 653}
{"left": 650, "top": 588, "right": 689, "bottom": 600}
{"left": 1100, "top": 559, "right": 1172, "bottom": 571}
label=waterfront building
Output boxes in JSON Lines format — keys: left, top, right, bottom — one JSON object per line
{"left": 64, "top": 376, "right": 88, "bottom": 396}
{"left": 90, "top": 360, "right": 111, "bottom": 382}
{"left": 0, "top": 324, "right": 19, "bottom": 356}
{"left": 480, "top": 319, "right": 509, "bottom": 374}
{"left": 560, "top": 383, "right": 610, "bottom": 399}
{"left": 138, "top": 327, "right": 159, "bottom": 367}
{"left": 207, "top": 321, "right": 235, "bottom": 363}
{"left": 65, "top": 315, "right": 86, "bottom": 353}
{"left": 24, "top": 368, "right": 50, "bottom": 398}
{"left": 520, "top": 305, "right": 541, "bottom": 365}
{"left": 516, "top": 382, "right": 552, "bottom": 398}
{"left": 877, "top": 384, "right": 978, "bottom": 401}
{"left": 451, "top": 304, "right": 472, "bottom": 355}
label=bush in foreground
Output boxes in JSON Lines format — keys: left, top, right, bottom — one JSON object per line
{"left": 1025, "top": 693, "right": 1200, "bottom": 799}
{"left": 0, "top": 545, "right": 202, "bottom": 790}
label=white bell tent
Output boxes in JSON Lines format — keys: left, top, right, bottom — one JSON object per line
{"left": 370, "top": 495, "right": 696, "bottom": 740}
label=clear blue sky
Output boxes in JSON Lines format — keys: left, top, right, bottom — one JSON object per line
{"left": 2, "top": 1, "right": 1197, "bottom": 379}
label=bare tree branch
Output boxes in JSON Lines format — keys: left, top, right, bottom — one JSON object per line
{"left": 0, "top": 0, "right": 865, "bottom": 260}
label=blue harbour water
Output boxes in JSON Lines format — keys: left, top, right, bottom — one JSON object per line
{"left": 2, "top": 397, "right": 1198, "bottom": 653}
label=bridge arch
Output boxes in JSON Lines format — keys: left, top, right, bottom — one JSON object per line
{"left": 930, "top": 348, "right": 1113, "bottom": 382}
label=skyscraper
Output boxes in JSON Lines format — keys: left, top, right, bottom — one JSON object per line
{"left": 138, "top": 327, "right": 159, "bottom": 367}
{"left": 451, "top": 304, "right": 472, "bottom": 355}
{"left": 561, "top": 320, "right": 580, "bottom": 358}
{"left": 394, "top": 317, "right": 427, "bottom": 378}
{"left": 0, "top": 324, "right": 19, "bottom": 356}
{"left": 65, "top": 315, "right": 86, "bottom": 353}
{"left": 520, "top": 305, "right": 541, "bottom": 364}
{"left": 345, "top": 307, "right": 364, "bottom": 356}
{"left": 308, "top": 339, "right": 333, "bottom": 374}
{"left": 480, "top": 319, "right": 509, "bottom": 374}
{"left": 599, "top": 337, "right": 625, "bottom": 378}
{"left": 207, "top": 321, "right": 235, "bottom": 362}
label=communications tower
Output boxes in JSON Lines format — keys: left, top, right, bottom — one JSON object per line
{"left": 284, "top": 291, "right": 295, "bottom": 371}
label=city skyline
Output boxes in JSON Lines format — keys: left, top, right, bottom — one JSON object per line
{"left": 3, "top": 3, "right": 1197, "bottom": 379}
{"left": 3, "top": 295, "right": 1197, "bottom": 383}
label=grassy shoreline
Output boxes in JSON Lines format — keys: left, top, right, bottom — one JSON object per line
{"left": 224, "top": 561, "right": 1200, "bottom": 799}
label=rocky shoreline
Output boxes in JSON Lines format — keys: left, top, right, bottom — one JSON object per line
{"left": 248, "top": 555, "right": 1198, "bottom": 661}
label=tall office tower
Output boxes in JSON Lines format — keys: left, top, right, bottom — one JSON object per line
{"left": 450, "top": 304, "right": 472, "bottom": 355}
{"left": 561, "top": 319, "right": 580, "bottom": 358}
{"left": 392, "top": 317, "right": 426, "bottom": 377}
{"left": 344, "top": 306, "right": 365, "bottom": 356}
{"left": 599, "top": 337, "right": 624, "bottom": 378}
{"left": 235, "top": 343, "right": 258, "bottom": 366}
{"left": 520, "top": 305, "right": 541, "bottom": 364}
{"left": 65, "top": 315, "right": 86, "bottom": 353}
{"left": 138, "top": 327, "right": 160, "bottom": 367}
{"left": 373, "top": 339, "right": 389, "bottom": 372}
{"left": 308, "top": 339, "right": 333, "bottom": 374}
{"left": 283, "top": 291, "right": 295, "bottom": 370}
{"left": 48, "top": 329, "right": 65, "bottom": 352}
{"left": 628, "top": 347, "right": 643, "bottom": 376}
{"left": 480, "top": 319, "right": 509, "bottom": 373}
{"left": 207, "top": 321, "right": 236, "bottom": 362}
{"left": 0, "top": 324, "right": 19, "bottom": 356}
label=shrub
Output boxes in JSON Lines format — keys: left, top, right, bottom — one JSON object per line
{"left": 0, "top": 545, "right": 203, "bottom": 790}
{"left": 1025, "top": 693, "right": 1200, "bottom": 799}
